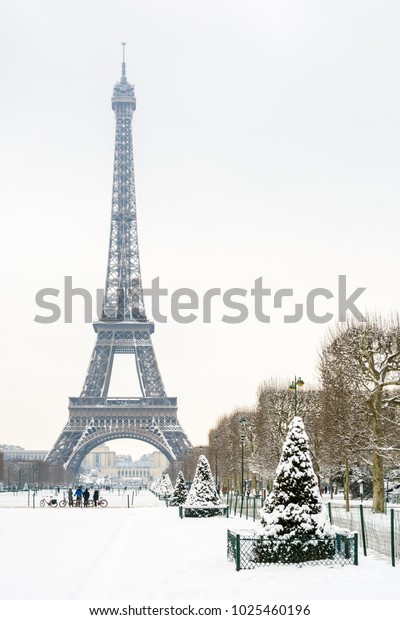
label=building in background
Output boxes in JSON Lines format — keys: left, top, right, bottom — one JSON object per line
{"left": 81, "top": 445, "right": 116, "bottom": 471}
{"left": 80, "top": 444, "right": 169, "bottom": 486}
{"left": 0, "top": 445, "right": 48, "bottom": 461}
{"left": 0, "top": 445, "right": 69, "bottom": 489}
{"left": 0, "top": 443, "right": 169, "bottom": 489}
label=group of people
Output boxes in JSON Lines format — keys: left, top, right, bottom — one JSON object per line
{"left": 67, "top": 487, "right": 99, "bottom": 507}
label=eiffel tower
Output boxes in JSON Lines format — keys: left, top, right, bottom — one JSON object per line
{"left": 47, "top": 45, "right": 191, "bottom": 474}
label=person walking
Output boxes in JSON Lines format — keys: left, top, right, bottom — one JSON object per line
{"left": 83, "top": 488, "right": 90, "bottom": 507}
{"left": 68, "top": 488, "right": 73, "bottom": 507}
{"left": 93, "top": 489, "right": 99, "bottom": 507}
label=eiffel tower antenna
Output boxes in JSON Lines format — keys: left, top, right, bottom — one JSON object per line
{"left": 47, "top": 48, "right": 191, "bottom": 473}
{"left": 121, "top": 41, "right": 126, "bottom": 78}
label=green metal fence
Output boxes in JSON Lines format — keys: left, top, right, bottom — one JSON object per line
{"left": 227, "top": 529, "right": 358, "bottom": 571}
{"left": 226, "top": 495, "right": 264, "bottom": 521}
{"left": 328, "top": 502, "right": 400, "bottom": 566}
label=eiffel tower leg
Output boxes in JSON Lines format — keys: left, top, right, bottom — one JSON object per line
{"left": 81, "top": 342, "right": 115, "bottom": 398}
{"left": 134, "top": 331, "right": 166, "bottom": 397}
{"left": 101, "top": 350, "right": 114, "bottom": 396}
{"left": 46, "top": 422, "right": 83, "bottom": 466}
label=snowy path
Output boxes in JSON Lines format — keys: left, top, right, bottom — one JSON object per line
{"left": 0, "top": 490, "right": 400, "bottom": 600}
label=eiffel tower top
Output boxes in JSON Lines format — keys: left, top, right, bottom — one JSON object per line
{"left": 101, "top": 43, "right": 145, "bottom": 322}
{"left": 112, "top": 42, "right": 136, "bottom": 113}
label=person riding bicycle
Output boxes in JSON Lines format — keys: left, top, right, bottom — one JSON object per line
{"left": 74, "top": 487, "right": 83, "bottom": 506}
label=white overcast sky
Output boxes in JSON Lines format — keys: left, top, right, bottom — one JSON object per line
{"left": 1, "top": 0, "right": 400, "bottom": 459}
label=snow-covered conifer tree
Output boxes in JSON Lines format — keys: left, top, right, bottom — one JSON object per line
{"left": 260, "top": 416, "right": 332, "bottom": 537}
{"left": 169, "top": 471, "right": 188, "bottom": 506}
{"left": 160, "top": 473, "right": 173, "bottom": 497}
{"left": 185, "top": 455, "right": 221, "bottom": 510}
{"left": 150, "top": 478, "right": 161, "bottom": 494}
{"left": 256, "top": 416, "right": 334, "bottom": 562}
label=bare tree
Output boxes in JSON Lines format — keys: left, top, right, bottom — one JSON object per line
{"left": 249, "top": 379, "right": 323, "bottom": 489}
{"left": 249, "top": 379, "right": 293, "bottom": 483}
{"left": 207, "top": 407, "right": 256, "bottom": 493}
{"left": 318, "top": 344, "right": 369, "bottom": 510}
{"left": 319, "top": 316, "right": 400, "bottom": 512}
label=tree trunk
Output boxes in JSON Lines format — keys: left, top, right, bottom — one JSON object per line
{"left": 371, "top": 394, "right": 385, "bottom": 513}
{"left": 345, "top": 460, "right": 350, "bottom": 512}
{"left": 372, "top": 448, "right": 385, "bottom": 512}
{"left": 314, "top": 460, "right": 321, "bottom": 492}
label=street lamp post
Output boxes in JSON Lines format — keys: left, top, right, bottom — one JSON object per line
{"left": 359, "top": 479, "right": 364, "bottom": 503}
{"left": 289, "top": 376, "right": 305, "bottom": 415}
{"left": 214, "top": 433, "right": 218, "bottom": 488}
{"left": 239, "top": 417, "right": 246, "bottom": 496}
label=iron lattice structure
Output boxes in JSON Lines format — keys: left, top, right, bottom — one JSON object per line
{"left": 47, "top": 49, "right": 191, "bottom": 473}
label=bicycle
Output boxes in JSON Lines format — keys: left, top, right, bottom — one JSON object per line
{"left": 59, "top": 497, "right": 108, "bottom": 507}
{"left": 59, "top": 498, "right": 77, "bottom": 507}
{"left": 59, "top": 496, "right": 84, "bottom": 508}
{"left": 88, "top": 497, "right": 108, "bottom": 507}
{"left": 40, "top": 496, "right": 58, "bottom": 507}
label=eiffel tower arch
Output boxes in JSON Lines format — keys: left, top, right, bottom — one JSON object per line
{"left": 47, "top": 46, "right": 191, "bottom": 474}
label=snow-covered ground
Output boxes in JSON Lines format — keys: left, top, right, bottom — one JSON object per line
{"left": 0, "top": 489, "right": 399, "bottom": 605}
{"left": 0, "top": 491, "right": 400, "bottom": 600}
